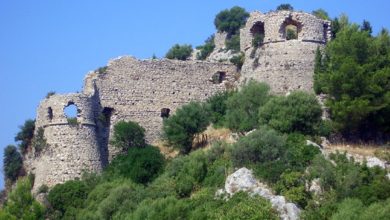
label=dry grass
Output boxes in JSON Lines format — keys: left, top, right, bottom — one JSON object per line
{"left": 325, "top": 143, "right": 390, "bottom": 161}
{"left": 152, "top": 140, "right": 179, "bottom": 159}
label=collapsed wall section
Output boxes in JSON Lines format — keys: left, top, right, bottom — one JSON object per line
{"left": 90, "top": 57, "right": 238, "bottom": 160}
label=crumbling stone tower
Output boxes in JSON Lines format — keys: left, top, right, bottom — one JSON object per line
{"left": 239, "top": 10, "right": 331, "bottom": 93}
{"left": 25, "top": 92, "right": 103, "bottom": 191}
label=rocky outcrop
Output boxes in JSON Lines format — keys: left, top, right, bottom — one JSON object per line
{"left": 218, "top": 168, "right": 301, "bottom": 220}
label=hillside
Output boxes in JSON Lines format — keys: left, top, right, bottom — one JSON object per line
{"left": 1, "top": 4, "right": 389, "bottom": 220}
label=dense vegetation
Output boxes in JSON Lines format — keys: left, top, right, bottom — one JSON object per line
{"left": 314, "top": 16, "right": 390, "bottom": 141}
{"left": 2, "top": 5, "right": 390, "bottom": 220}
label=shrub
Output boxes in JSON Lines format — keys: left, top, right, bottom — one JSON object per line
{"left": 3, "top": 145, "right": 23, "bottom": 182}
{"left": 258, "top": 91, "right": 323, "bottom": 135}
{"left": 129, "top": 196, "right": 189, "bottom": 220}
{"left": 231, "top": 127, "right": 286, "bottom": 168}
{"left": 165, "top": 44, "right": 193, "bottom": 60}
{"left": 276, "top": 4, "right": 294, "bottom": 11}
{"left": 252, "top": 33, "right": 264, "bottom": 48}
{"left": 275, "top": 171, "right": 309, "bottom": 207}
{"left": 32, "top": 127, "right": 48, "bottom": 154}
{"left": 67, "top": 117, "right": 78, "bottom": 126}
{"left": 96, "top": 66, "right": 108, "bottom": 74}
{"left": 312, "top": 9, "right": 330, "bottom": 20}
{"left": 225, "top": 80, "right": 271, "bottom": 132}
{"left": 47, "top": 180, "right": 89, "bottom": 217}
{"left": 225, "top": 33, "right": 241, "bottom": 52}
{"left": 111, "top": 120, "right": 146, "bottom": 152}
{"left": 37, "top": 184, "right": 49, "bottom": 194}
{"left": 15, "top": 119, "right": 35, "bottom": 154}
{"left": 45, "top": 91, "right": 56, "bottom": 99}
{"left": 229, "top": 52, "right": 245, "bottom": 69}
{"left": 286, "top": 28, "right": 298, "bottom": 40}
{"left": 2, "top": 177, "right": 44, "bottom": 219}
{"left": 205, "top": 91, "right": 234, "bottom": 127}
{"left": 105, "top": 145, "right": 164, "bottom": 184}
{"left": 196, "top": 35, "right": 215, "bottom": 60}
{"left": 214, "top": 6, "right": 249, "bottom": 35}
{"left": 162, "top": 102, "right": 209, "bottom": 154}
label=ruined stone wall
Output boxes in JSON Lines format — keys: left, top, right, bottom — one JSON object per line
{"left": 25, "top": 93, "right": 102, "bottom": 192}
{"left": 89, "top": 57, "right": 238, "bottom": 160}
{"left": 240, "top": 11, "right": 331, "bottom": 94}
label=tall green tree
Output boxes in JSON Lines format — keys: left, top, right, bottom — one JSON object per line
{"left": 111, "top": 120, "right": 146, "bottom": 152}
{"left": 314, "top": 23, "right": 390, "bottom": 139}
{"left": 15, "top": 119, "right": 35, "bottom": 154}
{"left": 214, "top": 6, "right": 249, "bottom": 36}
{"left": 3, "top": 145, "right": 23, "bottom": 182}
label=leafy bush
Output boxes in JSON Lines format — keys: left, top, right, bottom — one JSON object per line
{"left": 32, "top": 127, "right": 48, "bottom": 154}
{"left": 15, "top": 119, "right": 35, "bottom": 154}
{"left": 67, "top": 117, "right": 78, "bottom": 126}
{"left": 165, "top": 44, "right": 193, "bottom": 60}
{"left": 162, "top": 102, "right": 209, "bottom": 154}
{"left": 3, "top": 145, "right": 23, "bottom": 182}
{"left": 205, "top": 91, "right": 234, "bottom": 127}
{"left": 276, "top": 4, "right": 294, "bottom": 11}
{"left": 275, "top": 171, "right": 309, "bottom": 207}
{"left": 129, "top": 196, "right": 189, "bottom": 220}
{"left": 214, "top": 6, "right": 249, "bottom": 35}
{"left": 196, "top": 35, "right": 215, "bottom": 60}
{"left": 1, "top": 177, "right": 44, "bottom": 219}
{"left": 105, "top": 145, "right": 164, "bottom": 184}
{"left": 312, "top": 9, "right": 330, "bottom": 20}
{"left": 47, "top": 180, "right": 90, "bottom": 217}
{"left": 286, "top": 28, "right": 298, "bottom": 40}
{"left": 258, "top": 91, "right": 323, "bottom": 135}
{"left": 252, "top": 33, "right": 264, "bottom": 48}
{"left": 110, "top": 120, "right": 146, "bottom": 152}
{"left": 225, "top": 80, "right": 271, "bottom": 132}
{"left": 225, "top": 33, "right": 241, "bottom": 52}
{"left": 37, "top": 184, "right": 49, "bottom": 194}
{"left": 229, "top": 52, "right": 245, "bottom": 69}
{"left": 231, "top": 127, "right": 285, "bottom": 164}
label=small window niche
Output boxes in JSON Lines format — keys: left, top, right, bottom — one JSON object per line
{"left": 211, "top": 71, "right": 226, "bottom": 84}
{"left": 161, "top": 108, "right": 170, "bottom": 118}
{"left": 47, "top": 107, "right": 53, "bottom": 122}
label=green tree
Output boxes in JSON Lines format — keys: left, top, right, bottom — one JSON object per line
{"left": 314, "top": 23, "right": 390, "bottom": 138}
{"left": 312, "top": 9, "right": 330, "bottom": 20}
{"left": 15, "top": 119, "right": 35, "bottom": 154}
{"left": 214, "top": 6, "right": 249, "bottom": 36}
{"left": 162, "top": 102, "right": 209, "bottom": 154}
{"left": 1, "top": 177, "right": 44, "bottom": 219}
{"left": 3, "top": 145, "right": 23, "bottom": 182}
{"left": 106, "top": 145, "right": 165, "bottom": 184}
{"left": 225, "top": 81, "right": 271, "bottom": 132}
{"left": 258, "top": 91, "right": 323, "bottom": 135}
{"left": 361, "top": 20, "right": 373, "bottom": 35}
{"left": 47, "top": 180, "right": 89, "bottom": 218}
{"left": 276, "top": 4, "right": 294, "bottom": 11}
{"left": 110, "top": 120, "right": 146, "bottom": 152}
{"left": 196, "top": 35, "right": 215, "bottom": 60}
{"left": 165, "top": 44, "right": 193, "bottom": 60}
{"left": 225, "top": 33, "right": 241, "bottom": 52}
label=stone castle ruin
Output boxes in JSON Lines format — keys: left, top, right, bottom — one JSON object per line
{"left": 24, "top": 10, "right": 331, "bottom": 191}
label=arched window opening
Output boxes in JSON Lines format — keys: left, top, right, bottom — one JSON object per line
{"left": 64, "top": 102, "right": 79, "bottom": 125}
{"left": 282, "top": 18, "right": 302, "bottom": 40}
{"left": 161, "top": 108, "right": 170, "bottom": 118}
{"left": 250, "top": 21, "right": 265, "bottom": 47}
{"left": 47, "top": 107, "right": 53, "bottom": 122}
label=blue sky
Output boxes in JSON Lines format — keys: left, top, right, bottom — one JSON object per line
{"left": 1, "top": 0, "right": 389, "bottom": 189}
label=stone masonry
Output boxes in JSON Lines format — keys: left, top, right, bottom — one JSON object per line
{"left": 25, "top": 10, "right": 330, "bottom": 191}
